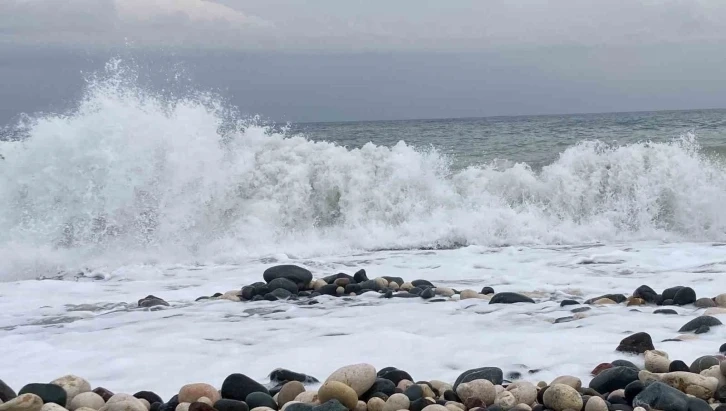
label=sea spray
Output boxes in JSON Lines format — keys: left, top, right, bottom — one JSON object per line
{"left": 1, "top": 59, "right": 726, "bottom": 279}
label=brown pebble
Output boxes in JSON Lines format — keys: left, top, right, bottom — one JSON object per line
{"left": 278, "top": 382, "right": 306, "bottom": 408}
{"left": 590, "top": 363, "right": 613, "bottom": 376}
{"left": 334, "top": 278, "right": 350, "bottom": 287}
{"left": 92, "top": 388, "right": 115, "bottom": 403}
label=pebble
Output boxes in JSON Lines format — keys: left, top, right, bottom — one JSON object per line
{"left": 633, "top": 285, "right": 658, "bottom": 304}
{"left": 654, "top": 309, "right": 678, "bottom": 315}
{"left": 278, "top": 383, "right": 305, "bottom": 408}
{"left": 455, "top": 380, "right": 496, "bottom": 408}
{"left": 69, "top": 392, "right": 105, "bottom": 411}
{"left": 376, "top": 369, "right": 412, "bottom": 387}
{"left": 632, "top": 381, "right": 687, "bottom": 411}
{"left": 269, "top": 369, "right": 319, "bottom": 385}
{"left": 690, "top": 356, "right": 720, "bottom": 374}
{"left": 421, "top": 406, "right": 447, "bottom": 411}
{"left": 696, "top": 298, "right": 717, "bottom": 308}
{"left": 494, "top": 391, "right": 516, "bottom": 410}
{"left": 326, "top": 364, "right": 376, "bottom": 397}
{"left": 101, "top": 400, "right": 147, "bottom": 411}
{"left": 50, "top": 376, "right": 91, "bottom": 406}
{"left": 459, "top": 290, "right": 487, "bottom": 300}
{"left": 668, "top": 360, "right": 689, "bottom": 372}
{"left": 0, "top": 380, "right": 16, "bottom": 403}
{"left": 549, "top": 377, "right": 580, "bottom": 390}
{"left": 644, "top": 350, "right": 670, "bottom": 373}
{"left": 489, "top": 293, "right": 535, "bottom": 304}
{"left": 679, "top": 316, "right": 723, "bottom": 332}
{"left": 402, "top": 385, "right": 423, "bottom": 402}
{"left": 318, "top": 382, "right": 357, "bottom": 410}
{"left": 715, "top": 294, "right": 726, "bottom": 307}
{"left": 505, "top": 382, "right": 536, "bottom": 406}
{"left": 704, "top": 308, "right": 726, "bottom": 316}
{"left": 293, "top": 392, "right": 319, "bottom": 405}
{"left": 92, "top": 389, "right": 114, "bottom": 403}
{"left": 638, "top": 370, "right": 718, "bottom": 400}
{"left": 673, "top": 287, "right": 696, "bottom": 305}
{"left": 590, "top": 363, "right": 613, "bottom": 376}
{"left": 245, "top": 393, "right": 277, "bottom": 411}
{"left": 138, "top": 295, "right": 169, "bottom": 308}
{"left": 19, "top": 385, "right": 67, "bottom": 407}
{"left": 222, "top": 374, "right": 270, "bottom": 401}
{"left": 454, "top": 367, "right": 503, "bottom": 388}
{"left": 382, "top": 394, "right": 409, "bottom": 411}
{"left": 0, "top": 394, "right": 44, "bottom": 411}
{"left": 366, "top": 398, "right": 384, "bottom": 411}
{"left": 542, "top": 384, "right": 582, "bottom": 411}
{"left": 179, "top": 384, "right": 220, "bottom": 405}
{"left": 616, "top": 332, "right": 655, "bottom": 354}
{"left": 134, "top": 392, "right": 163, "bottom": 406}
{"left": 589, "top": 367, "right": 639, "bottom": 394}
{"left": 584, "top": 396, "right": 608, "bottom": 411}
{"left": 263, "top": 265, "right": 313, "bottom": 287}
{"left": 40, "top": 404, "right": 67, "bottom": 411}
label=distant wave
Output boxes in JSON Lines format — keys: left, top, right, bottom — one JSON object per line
{"left": 2, "top": 58, "right": 726, "bottom": 279}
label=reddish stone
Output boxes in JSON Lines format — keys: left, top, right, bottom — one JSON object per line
{"left": 591, "top": 363, "right": 613, "bottom": 376}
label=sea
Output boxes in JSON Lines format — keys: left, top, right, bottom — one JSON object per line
{"left": 1, "top": 59, "right": 726, "bottom": 397}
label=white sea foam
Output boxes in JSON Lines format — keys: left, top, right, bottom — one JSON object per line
{"left": 1, "top": 59, "right": 726, "bottom": 280}
{"left": 0, "top": 242, "right": 725, "bottom": 398}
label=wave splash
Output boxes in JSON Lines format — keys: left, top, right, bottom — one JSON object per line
{"left": 1, "top": 59, "right": 726, "bottom": 278}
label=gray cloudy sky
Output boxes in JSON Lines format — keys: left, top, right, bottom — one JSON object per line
{"left": 1, "top": 0, "right": 726, "bottom": 122}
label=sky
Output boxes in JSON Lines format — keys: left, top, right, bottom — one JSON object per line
{"left": 1, "top": 0, "right": 726, "bottom": 122}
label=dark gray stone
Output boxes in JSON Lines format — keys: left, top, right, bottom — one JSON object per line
{"left": 245, "top": 392, "right": 277, "bottom": 410}
{"left": 633, "top": 285, "right": 659, "bottom": 304}
{"left": 285, "top": 404, "right": 314, "bottom": 411}
{"left": 695, "top": 325, "right": 711, "bottom": 334}
{"left": 589, "top": 366, "right": 639, "bottom": 394}
{"left": 138, "top": 295, "right": 170, "bottom": 308}
{"left": 377, "top": 368, "right": 413, "bottom": 386}
{"left": 669, "top": 360, "right": 689, "bottom": 372}
{"left": 616, "top": 332, "right": 654, "bottom": 354}
{"left": 19, "top": 383, "right": 67, "bottom": 406}
{"left": 560, "top": 299, "right": 579, "bottom": 307}
{"left": 412, "top": 280, "right": 434, "bottom": 288}
{"left": 689, "top": 356, "right": 719, "bottom": 373}
{"left": 268, "top": 368, "right": 319, "bottom": 384}
{"left": 489, "top": 292, "right": 535, "bottom": 304}
{"left": 420, "top": 288, "right": 436, "bottom": 299}
{"left": 687, "top": 397, "right": 712, "bottom": 411}
{"left": 0, "top": 379, "right": 16, "bottom": 402}
{"left": 134, "top": 391, "right": 164, "bottom": 405}
{"left": 610, "top": 359, "right": 639, "bottom": 370}
{"left": 624, "top": 381, "right": 644, "bottom": 405}
{"left": 221, "top": 373, "right": 270, "bottom": 401}
{"left": 214, "top": 399, "right": 250, "bottom": 411}
{"left": 403, "top": 384, "right": 423, "bottom": 401}
{"left": 673, "top": 287, "right": 696, "bottom": 306}
{"left": 268, "top": 278, "right": 298, "bottom": 294}
{"left": 662, "top": 286, "right": 685, "bottom": 301}
{"left": 382, "top": 276, "right": 404, "bottom": 286}
{"left": 362, "top": 378, "right": 396, "bottom": 400}
{"left": 679, "top": 316, "right": 722, "bottom": 332}
{"left": 453, "top": 367, "right": 503, "bottom": 389}
{"left": 353, "top": 269, "right": 369, "bottom": 283}
{"left": 313, "top": 400, "right": 348, "bottom": 411}
{"left": 632, "top": 381, "right": 688, "bottom": 411}
{"left": 654, "top": 309, "right": 678, "bottom": 315}
{"left": 263, "top": 265, "right": 313, "bottom": 287}
{"left": 481, "top": 287, "right": 495, "bottom": 295}
{"left": 265, "top": 288, "right": 293, "bottom": 300}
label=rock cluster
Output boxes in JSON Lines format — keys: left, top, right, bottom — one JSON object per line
{"left": 7, "top": 350, "right": 726, "bottom": 411}
{"left": 147, "top": 265, "right": 541, "bottom": 307}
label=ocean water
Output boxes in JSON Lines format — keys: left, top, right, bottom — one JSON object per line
{"left": 1, "top": 59, "right": 726, "bottom": 397}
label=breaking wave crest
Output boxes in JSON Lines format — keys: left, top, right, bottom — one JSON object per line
{"left": 2, "top": 59, "right": 726, "bottom": 279}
